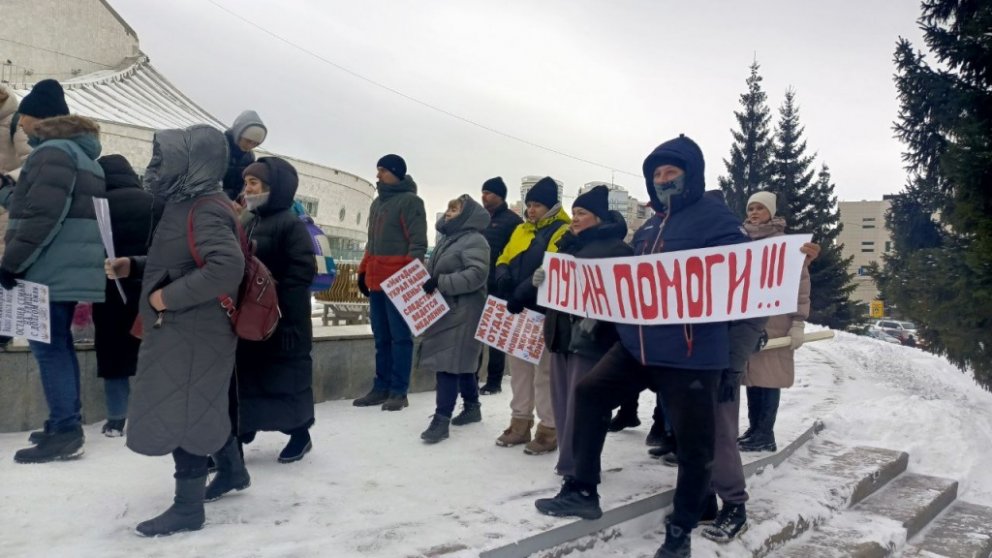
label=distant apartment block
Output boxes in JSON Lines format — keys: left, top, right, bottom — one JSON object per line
{"left": 837, "top": 197, "right": 895, "bottom": 306}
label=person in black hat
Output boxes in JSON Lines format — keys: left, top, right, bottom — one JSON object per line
{"left": 477, "top": 176, "right": 522, "bottom": 395}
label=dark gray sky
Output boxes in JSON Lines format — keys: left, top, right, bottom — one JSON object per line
{"left": 112, "top": 0, "right": 924, "bottom": 220}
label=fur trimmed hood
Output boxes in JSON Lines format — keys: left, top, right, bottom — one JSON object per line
{"left": 28, "top": 115, "right": 102, "bottom": 160}
{"left": 0, "top": 86, "right": 18, "bottom": 120}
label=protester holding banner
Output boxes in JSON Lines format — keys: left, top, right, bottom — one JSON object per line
{"left": 354, "top": 154, "right": 428, "bottom": 411}
{"left": 418, "top": 195, "right": 490, "bottom": 443}
{"left": 535, "top": 185, "right": 633, "bottom": 477}
{"left": 91, "top": 154, "right": 164, "bottom": 438}
{"left": 0, "top": 85, "right": 33, "bottom": 351}
{"left": 493, "top": 176, "right": 570, "bottom": 453}
{"left": 0, "top": 80, "right": 106, "bottom": 464}
{"left": 478, "top": 177, "right": 523, "bottom": 395}
{"left": 234, "top": 157, "right": 317, "bottom": 463}
{"left": 535, "top": 135, "right": 750, "bottom": 557}
{"left": 739, "top": 191, "right": 812, "bottom": 453}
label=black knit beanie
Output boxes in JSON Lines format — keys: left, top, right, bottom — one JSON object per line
{"left": 243, "top": 161, "right": 270, "bottom": 184}
{"left": 525, "top": 176, "right": 558, "bottom": 209}
{"left": 482, "top": 176, "right": 507, "bottom": 199}
{"left": 573, "top": 185, "right": 610, "bottom": 220}
{"left": 19, "top": 79, "right": 69, "bottom": 119}
{"left": 376, "top": 154, "right": 407, "bottom": 180}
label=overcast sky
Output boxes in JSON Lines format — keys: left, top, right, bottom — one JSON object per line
{"left": 112, "top": 0, "right": 924, "bottom": 224}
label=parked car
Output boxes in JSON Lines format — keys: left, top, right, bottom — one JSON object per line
{"left": 871, "top": 319, "right": 918, "bottom": 346}
{"left": 866, "top": 328, "right": 903, "bottom": 345}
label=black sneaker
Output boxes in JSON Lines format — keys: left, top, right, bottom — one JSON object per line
{"left": 381, "top": 394, "right": 409, "bottom": 411}
{"left": 738, "top": 432, "right": 776, "bottom": 452}
{"left": 14, "top": 426, "right": 84, "bottom": 463}
{"left": 451, "top": 402, "right": 481, "bottom": 426}
{"left": 654, "top": 522, "right": 691, "bottom": 558}
{"left": 535, "top": 479, "right": 603, "bottom": 520}
{"left": 353, "top": 388, "right": 389, "bottom": 407}
{"left": 645, "top": 421, "right": 668, "bottom": 446}
{"left": 278, "top": 430, "right": 312, "bottom": 463}
{"left": 420, "top": 415, "right": 450, "bottom": 444}
{"left": 102, "top": 418, "right": 126, "bottom": 438}
{"left": 701, "top": 503, "right": 748, "bottom": 543}
{"left": 479, "top": 383, "right": 502, "bottom": 395}
{"left": 608, "top": 411, "right": 641, "bottom": 432}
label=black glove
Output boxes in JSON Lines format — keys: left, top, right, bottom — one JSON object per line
{"left": 0, "top": 173, "right": 15, "bottom": 190}
{"left": 422, "top": 277, "right": 438, "bottom": 294}
{"left": 506, "top": 297, "right": 525, "bottom": 315}
{"left": 0, "top": 269, "right": 18, "bottom": 291}
{"left": 755, "top": 330, "right": 769, "bottom": 352}
{"left": 357, "top": 273, "right": 370, "bottom": 297}
{"left": 495, "top": 274, "right": 513, "bottom": 299}
{"left": 717, "top": 369, "right": 742, "bottom": 403}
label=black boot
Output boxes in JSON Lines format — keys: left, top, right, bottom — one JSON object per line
{"left": 645, "top": 420, "right": 668, "bottom": 447}
{"left": 136, "top": 476, "right": 206, "bottom": 537}
{"left": 205, "top": 437, "right": 251, "bottom": 502}
{"left": 381, "top": 393, "right": 409, "bottom": 411}
{"left": 535, "top": 478, "right": 603, "bottom": 520}
{"left": 479, "top": 381, "right": 502, "bottom": 395}
{"left": 738, "top": 431, "right": 776, "bottom": 452}
{"left": 608, "top": 408, "right": 641, "bottom": 432}
{"left": 654, "top": 522, "right": 691, "bottom": 558}
{"left": 451, "top": 402, "right": 482, "bottom": 426}
{"left": 420, "top": 415, "right": 451, "bottom": 444}
{"left": 353, "top": 388, "right": 389, "bottom": 407}
{"left": 647, "top": 434, "right": 677, "bottom": 458}
{"left": 14, "top": 426, "right": 84, "bottom": 463}
{"left": 278, "top": 429, "right": 312, "bottom": 463}
{"left": 102, "top": 418, "right": 126, "bottom": 438}
{"left": 701, "top": 503, "right": 748, "bottom": 543}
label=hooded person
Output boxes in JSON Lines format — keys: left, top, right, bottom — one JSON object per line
{"left": 222, "top": 110, "right": 267, "bottom": 201}
{"left": 1, "top": 79, "right": 106, "bottom": 464}
{"left": 492, "top": 176, "right": 570, "bottom": 454}
{"left": 535, "top": 135, "right": 750, "bottom": 558}
{"left": 105, "top": 124, "right": 247, "bottom": 537}
{"left": 234, "top": 157, "right": 317, "bottom": 464}
{"left": 0, "top": 85, "right": 33, "bottom": 349}
{"left": 417, "top": 194, "right": 491, "bottom": 443}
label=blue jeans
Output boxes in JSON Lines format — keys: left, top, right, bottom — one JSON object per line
{"left": 28, "top": 301, "right": 82, "bottom": 433}
{"left": 103, "top": 377, "right": 131, "bottom": 420}
{"left": 369, "top": 291, "right": 413, "bottom": 396}
{"left": 435, "top": 372, "right": 480, "bottom": 417}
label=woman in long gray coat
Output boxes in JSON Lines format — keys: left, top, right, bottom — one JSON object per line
{"left": 418, "top": 195, "right": 490, "bottom": 443}
{"left": 106, "top": 124, "right": 246, "bottom": 537}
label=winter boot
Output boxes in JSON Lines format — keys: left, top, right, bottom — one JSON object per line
{"left": 381, "top": 393, "right": 409, "bottom": 411}
{"left": 736, "top": 426, "right": 754, "bottom": 443}
{"left": 524, "top": 424, "right": 558, "bottom": 455}
{"left": 647, "top": 434, "right": 677, "bottom": 458}
{"left": 420, "top": 415, "right": 451, "bottom": 444}
{"left": 135, "top": 476, "right": 206, "bottom": 537}
{"left": 238, "top": 431, "right": 257, "bottom": 445}
{"left": 102, "top": 418, "right": 126, "bottom": 438}
{"left": 738, "top": 432, "right": 776, "bottom": 452}
{"left": 451, "top": 402, "right": 482, "bottom": 426}
{"left": 495, "top": 418, "right": 533, "bottom": 447}
{"left": 654, "top": 522, "right": 692, "bottom": 557}
{"left": 661, "top": 451, "right": 679, "bottom": 468}
{"left": 205, "top": 437, "right": 251, "bottom": 502}
{"left": 701, "top": 503, "right": 748, "bottom": 543}
{"left": 535, "top": 478, "right": 603, "bottom": 520}
{"left": 353, "top": 388, "right": 389, "bottom": 407}
{"left": 664, "top": 494, "right": 718, "bottom": 528}
{"left": 479, "top": 381, "right": 502, "bottom": 395}
{"left": 278, "top": 429, "right": 312, "bottom": 463}
{"left": 645, "top": 420, "right": 668, "bottom": 447}
{"left": 28, "top": 429, "right": 48, "bottom": 445}
{"left": 608, "top": 408, "right": 641, "bottom": 432}
{"left": 14, "top": 426, "right": 84, "bottom": 463}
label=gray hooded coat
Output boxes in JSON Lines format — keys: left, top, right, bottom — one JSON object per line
{"left": 126, "top": 125, "right": 246, "bottom": 457}
{"left": 418, "top": 195, "right": 490, "bottom": 374}
{"left": 222, "top": 110, "right": 266, "bottom": 200}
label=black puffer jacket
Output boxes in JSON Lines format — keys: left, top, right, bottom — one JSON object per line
{"left": 543, "top": 211, "right": 633, "bottom": 359}
{"left": 92, "top": 155, "right": 163, "bottom": 379}
{"left": 482, "top": 202, "right": 522, "bottom": 289}
{"left": 236, "top": 157, "right": 317, "bottom": 433}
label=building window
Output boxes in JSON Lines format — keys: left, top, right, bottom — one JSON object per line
{"left": 863, "top": 224, "right": 875, "bottom": 229}
{"left": 861, "top": 241, "right": 875, "bottom": 246}
{"left": 862, "top": 248, "right": 875, "bottom": 253}
{"left": 296, "top": 196, "right": 319, "bottom": 217}
{"left": 339, "top": 207, "right": 346, "bottom": 222}
{"left": 356, "top": 212, "right": 362, "bottom": 225}
{"left": 862, "top": 217, "right": 876, "bottom": 222}
{"left": 885, "top": 241, "right": 891, "bottom": 252}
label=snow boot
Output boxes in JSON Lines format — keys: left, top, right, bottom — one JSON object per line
{"left": 608, "top": 408, "right": 641, "bottom": 432}
{"left": 654, "top": 522, "right": 692, "bottom": 557}
{"left": 451, "top": 402, "right": 482, "bottom": 426}
{"left": 664, "top": 494, "right": 718, "bottom": 528}
{"left": 495, "top": 418, "right": 533, "bottom": 447}
{"left": 420, "top": 415, "right": 451, "bottom": 444}
{"left": 278, "top": 429, "right": 312, "bottom": 463}
{"left": 353, "top": 388, "right": 388, "bottom": 407}
{"left": 524, "top": 424, "right": 558, "bottom": 455}
{"left": 660, "top": 450, "right": 679, "bottom": 468}
{"left": 479, "top": 381, "right": 502, "bottom": 395}
{"left": 102, "top": 418, "right": 126, "bottom": 438}
{"left": 647, "top": 434, "right": 677, "bottom": 458}
{"left": 205, "top": 437, "right": 250, "bottom": 502}
{"left": 136, "top": 476, "right": 206, "bottom": 537}
{"left": 14, "top": 426, "right": 84, "bottom": 463}
{"left": 701, "top": 502, "right": 748, "bottom": 543}
{"left": 27, "top": 429, "right": 48, "bottom": 445}
{"left": 535, "top": 478, "right": 602, "bottom": 520}
{"left": 738, "top": 432, "right": 776, "bottom": 452}
{"left": 736, "top": 426, "right": 754, "bottom": 443}
{"left": 645, "top": 420, "right": 668, "bottom": 447}
{"left": 381, "top": 393, "right": 409, "bottom": 411}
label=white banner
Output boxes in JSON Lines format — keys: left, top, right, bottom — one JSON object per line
{"left": 93, "top": 197, "right": 126, "bottom": 303}
{"left": 381, "top": 259, "right": 450, "bottom": 337}
{"left": 538, "top": 235, "right": 812, "bottom": 325}
{"left": 0, "top": 280, "right": 52, "bottom": 343}
{"left": 473, "top": 296, "right": 545, "bottom": 365}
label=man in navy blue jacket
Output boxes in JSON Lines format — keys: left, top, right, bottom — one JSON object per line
{"left": 535, "top": 135, "right": 750, "bottom": 558}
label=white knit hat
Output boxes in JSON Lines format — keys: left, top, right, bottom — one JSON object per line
{"left": 747, "top": 191, "right": 777, "bottom": 216}
{"left": 240, "top": 125, "right": 267, "bottom": 144}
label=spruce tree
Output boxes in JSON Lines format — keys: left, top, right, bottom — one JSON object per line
{"left": 770, "top": 88, "right": 816, "bottom": 226}
{"left": 875, "top": 0, "right": 992, "bottom": 388}
{"left": 719, "top": 61, "right": 775, "bottom": 218}
{"left": 804, "top": 165, "right": 857, "bottom": 328}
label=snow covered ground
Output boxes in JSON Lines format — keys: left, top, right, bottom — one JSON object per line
{"left": 1, "top": 330, "right": 990, "bottom": 558}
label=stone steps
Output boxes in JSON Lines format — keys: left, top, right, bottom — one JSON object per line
{"left": 903, "top": 500, "right": 992, "bottom": 558}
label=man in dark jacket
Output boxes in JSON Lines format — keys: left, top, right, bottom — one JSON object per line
{"left": 353, "top": 154, "right": 428, "bottom": 411}
{"left": 0, "top": 80, "right": 106, "bottom": 464}
{"left": 478, "top": 176, "right": 522, "bottom": 394}
{"left": 222, "top": 110, "right": 267, "bottom": 201}
{"left": 534, "top": 135, "right": 750, "bottom": 558}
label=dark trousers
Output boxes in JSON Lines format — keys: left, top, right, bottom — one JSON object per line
{"left": 745, "top": 386, "right": 780, "bottom": 436}
{"left": 616, "top": 391, "right": 669, "bottom": 432}
{"left": 369, "top": 291, "right": 414, "bottom": 395}
{"left": 28, "top": 301, "right": 82, "bottom": 433}
{"left": 482, "top": 346, "right": 506, "bottom": 387}
{"left": 572, "top": 343, "right": 720, "bottom": 531}
{"left": 173, "top": 447, "right": 208, "bottom": 479}
{"left": 435, "top": 372, "right": 480, "bottom": 417}
{"left": 711, "top": 379, "right": 748, "bottom": 505}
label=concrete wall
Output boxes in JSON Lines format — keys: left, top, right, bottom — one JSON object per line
{"left": 0, "top": 329, "right": 444, "bottom": 433}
